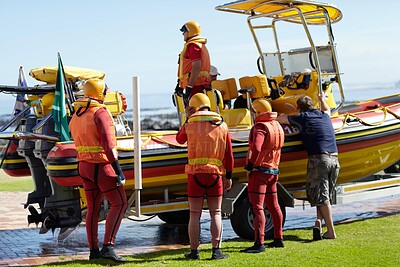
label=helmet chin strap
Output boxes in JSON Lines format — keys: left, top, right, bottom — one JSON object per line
{"left": 76, "top": 98, "right": 91, "bottom": 117}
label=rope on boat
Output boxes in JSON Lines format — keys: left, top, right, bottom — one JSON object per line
{"left": 335, "top": 105, "right": 400, "bottom": 133}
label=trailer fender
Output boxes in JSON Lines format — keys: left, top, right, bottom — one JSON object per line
{"left": 222, "top": 183, "right": 247, "bottom": 215}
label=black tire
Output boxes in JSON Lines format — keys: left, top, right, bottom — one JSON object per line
{"left": 230, "top": 196, "right": 286, "bottom": 240}
{"left": 158, "top": 210, "right": 190, "bottom": 224}
{"left": 384, "top": 160, "right": 400, "bottom": 173}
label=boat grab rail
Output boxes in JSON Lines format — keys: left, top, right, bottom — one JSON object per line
{"left": 334, "top": 105, "right": 400, "bottom": 132}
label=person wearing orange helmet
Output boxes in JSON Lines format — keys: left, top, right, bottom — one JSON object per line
{"left": 176, "top": 93, "right": 233, "bottom": 260}
{"left": 69, "top": 79, "right": 127, "bottom": 262}
{"left": 176, "top": 21, "right": 211, "bottom": 105}
{"left": 241, "top": 99, "right": 285, "bottom": 253}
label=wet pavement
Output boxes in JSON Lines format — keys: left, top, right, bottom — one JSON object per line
{"left": 0, "top": 191, "right": 399, "bottom": 266}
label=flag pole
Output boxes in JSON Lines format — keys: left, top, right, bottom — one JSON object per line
{"left": 57, "top": 52, "right": 74, "bottom": 114}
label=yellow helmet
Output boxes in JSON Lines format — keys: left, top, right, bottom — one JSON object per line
{"left": 252, "top": 98, "right": 272, "bottom": 114}
{"left": 41, "top": 92, "right": 55, "bottom": 116}
{"left": 180, "top": 21, "right": 201, "bottom": 38}
{"left": 83, "top": 79, "right": 106, "bottom": 101}
{"left": 189, "top": 93, "right": 210, "bottom": 111}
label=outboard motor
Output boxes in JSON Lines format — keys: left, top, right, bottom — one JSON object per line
{"left": 31, "top": 116, "right": 82, "bottom": 235}
{"left": 17, "top": 116, "right": 52, "bottom": 209}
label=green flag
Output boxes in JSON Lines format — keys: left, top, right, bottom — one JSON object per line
{"left": 52, "top": 53, "right": 71, "bottom": 142}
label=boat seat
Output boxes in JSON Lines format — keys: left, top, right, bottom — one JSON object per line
{"left": 205, "top": 88, "right": 224, "bottom": 113}
{"left": 238, "top": 74, "right": 271, "bottom": 100}
{"left": 212, "top": 78, "right": 252, "bottom": 128}
{"left": 172, "top": 93, "right": 186, "bottom": 126}
{"left": 270, "top": 71, "right": 336, "bottom": 115}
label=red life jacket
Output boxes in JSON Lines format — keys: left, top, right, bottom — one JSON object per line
{"left": 178, "top": 36, "right": 211, "bottom": 88}
{"left": 247, "top": 112, "right": 284, "bottom": 169}
{"left": 69, "top": 98, "right": 116, "bottom": 163}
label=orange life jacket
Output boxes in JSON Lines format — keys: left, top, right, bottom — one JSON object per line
{"left": 185, "top": 110, "right": 228, "bottom": 175}
{"left": 247, "top": 112, "right": 284, "bottom": 169}
{"left": 69, "top": 98, "right": 116, "bottom": 163}
{"left": 178, "top": 36, "right": 211, "bottom": 88}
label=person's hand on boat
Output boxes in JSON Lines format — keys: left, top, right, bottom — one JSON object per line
{"left": 318, "top": 93, "right": 328, "bottom": 101}
{"left": 185, "top": 106, "right": 196, "bottom": 118}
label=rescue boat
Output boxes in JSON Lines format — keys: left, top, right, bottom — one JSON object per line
{"left": 0, "top": 0, "right": 399, "bottom": 240}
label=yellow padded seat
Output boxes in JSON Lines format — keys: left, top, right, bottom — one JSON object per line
{"left": 211, "top": 78, "right": 239, "bottom": 101}
{"left": 221, "top": 108, "right": 252, "bottom": 128}
{"left": 239, "top": 75, "right": 270, "bottom": 99}
{"left": 205, "top": 89, "right": 224, "bottom": 113}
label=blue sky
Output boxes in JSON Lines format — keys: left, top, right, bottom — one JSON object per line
{"left": 0, "top": 0, "right": 399, "bottom": 112}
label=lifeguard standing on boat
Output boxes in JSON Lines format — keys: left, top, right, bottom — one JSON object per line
{"left": 176, "top": 21, "right": 211, "bottom": 105}
{"left": 69, "top": 79, "right": 127, "bottom": 262}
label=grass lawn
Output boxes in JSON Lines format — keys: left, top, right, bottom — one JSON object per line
{"left": 0, "top": 170, "right": 33, "bottom": 192}
{"left": 40, "top": 214, "right": 400, "bottom": 267}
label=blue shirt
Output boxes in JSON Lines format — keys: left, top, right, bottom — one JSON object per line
{"left": 288, "top": 109, "right": 338, "bottom": 155}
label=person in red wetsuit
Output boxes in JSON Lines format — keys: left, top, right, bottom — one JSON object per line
{"left": 176, "top": 21, "right": 211, "bottom": 105}
{"left": 69, "top": 79, "right": 127, "bottom": 262}
{"left": 241, "top": 99, "right": 285, "bottom": 253}
{"left": 176, "top": 93, "right": 234, "bottom": 260}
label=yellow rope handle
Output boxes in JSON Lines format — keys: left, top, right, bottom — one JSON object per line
{"left": 386, "top": 106, "right": 400, "bottom": 119}
{"left": 334, "top": 113, "right": 350, "bottom": 133}
{"left": 335, "top": 106, "right": 394, "bottom": 133}
{"left": 355, "top": 106, "right": 387, "bottom": 127}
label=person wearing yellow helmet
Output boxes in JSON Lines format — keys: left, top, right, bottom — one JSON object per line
{"left": 83, "top": 78, "right": 108, "bottom": 102}
{"left": 69, "top": 78, "right": 127, "bottom": 262}
{"left": 176, "top": 93, "right": 233, "bottom": 260}
{"left": 176, "top": 21, "right": 211, "bottom": 105}
{"left": 240, "top": 98, "right": 285, "bottom": 253}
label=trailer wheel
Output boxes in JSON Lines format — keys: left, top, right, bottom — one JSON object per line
{"left": 384, "top": 160, "right": 400, "bottom": 173}
{"left": 158, "top": 210, "right": 190, "bottom": 224}
{"left": 230, "top": 196, "right": 286, "bottom": 240}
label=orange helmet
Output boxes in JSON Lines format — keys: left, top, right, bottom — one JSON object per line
{"left": 189, "top": 93, "right": 210, "bottom": 111}
{"left": 252, "top": 99, "right": 272, "bottom": 115}
{"left": 180, "top": 21, "right": 201, "bottom": 38}
{"left": 83, "top": 79, "right": 106, "bottom": 101}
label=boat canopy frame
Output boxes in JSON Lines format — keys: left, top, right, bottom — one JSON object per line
{"left": 216, "top": 0, "right": 345, "bottom": 113}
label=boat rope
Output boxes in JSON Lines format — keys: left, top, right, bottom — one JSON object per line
{"left": 335, "top": 105, "right": 399, "bottom": 132}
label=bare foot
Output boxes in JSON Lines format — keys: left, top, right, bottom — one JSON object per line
{"left": 322, "top": 232, "right": 336, "bottom": 239}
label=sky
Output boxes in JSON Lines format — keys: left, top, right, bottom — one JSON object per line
{"left": 1, "top": 0, "right": 399, "bottom": 113}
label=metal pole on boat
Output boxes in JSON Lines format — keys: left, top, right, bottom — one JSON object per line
{"left": 132, "top": 76, "right": 142, "bottom": 216}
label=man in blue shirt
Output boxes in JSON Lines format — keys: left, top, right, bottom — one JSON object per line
{"left": 277, "top": 94, "right": 340, "bottom": 240}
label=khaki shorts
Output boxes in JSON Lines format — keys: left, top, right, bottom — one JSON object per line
{"left": 306, "top": 153, "right": 340, "bottom": 206}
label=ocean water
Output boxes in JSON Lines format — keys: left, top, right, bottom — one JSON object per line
{"left": 0, "top": 84, "right": 398, "bottom": 118}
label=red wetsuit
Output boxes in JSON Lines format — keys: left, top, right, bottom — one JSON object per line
{"left": 246, "top": 112, "right": 284, "bottom": 244}
{"left": 70, "top": 105, "right": 127, "bottom": 250}
{"left": 176, "top": 111, "right": 234, "bottom": 250}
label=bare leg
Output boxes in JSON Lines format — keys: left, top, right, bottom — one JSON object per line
{"left": 319, "top": 204, "right": 336, "bottom": 239}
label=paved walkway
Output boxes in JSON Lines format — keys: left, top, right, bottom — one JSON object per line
{"left": 0, "top": 191, "right": 399, "bottom": 266}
